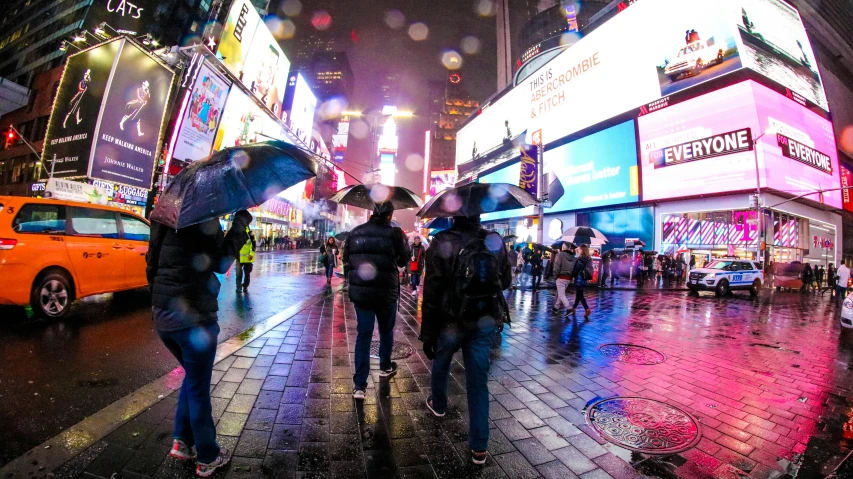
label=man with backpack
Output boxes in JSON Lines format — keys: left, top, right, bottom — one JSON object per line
{"left": 420, "top": 215, "right": 512, "bottom": 465}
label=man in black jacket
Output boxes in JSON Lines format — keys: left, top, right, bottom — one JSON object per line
{"left": 343, "top": 204, "right": 410, "bottom": 399}
{"left": 420, "top": 215, "right": 512, "bottom": 465}
{"left": 146, "top": 210, "right": 250, "bottom": 477}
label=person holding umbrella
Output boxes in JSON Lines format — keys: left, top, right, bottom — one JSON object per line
{"left": 330, "top": 184, "right": 422, "bottom": 399}
{"left": 418, "top": 182, "right": 535, "bottom": 465}
{"left": 569, "top": 244, "right": 594, "bottom": 318}
{"left": 551, "top": 243, "right": 577, "bottom": 314}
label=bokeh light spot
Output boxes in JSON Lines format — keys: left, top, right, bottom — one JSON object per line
{"left": 408, "top": 22, "right": 429, "bottom": 41}
{"left": 266, "top": 17, "right": 295, "bottom": 40}
{"left": 480, "top": 196, "right": 497, "bottom": 212}
{"left": 384, "top": 10, "right": 405, "bottom": 30}
{"left": 405, "top": 154, "right": 424, "bottom": 171}
{"left": 317, "top": 96, "right": 349, "bottom": 121}
{"left": 280, "top": 0, "right": 302, "bottom": 16}
{"left": 476, "top": 0, "right": 496, "bottom": 17}
{"left": 441, "top": 50, "right": 463, "bottom": 70}
{"left": 441, "top": 193, "right": 462, "bottom": 213}
{"left": 840, "top": 125, "right": 853, "bottom": 156}
{"left": 311, "top": 10, "right": 332, "bottom": 31}
{"left": 461, "top": 36, "right": 481, "bottom": 55}
{"left": 350, "top": 119, "right": 369, "bottom": 139}
{"left": 369, "top": 184, "right": 392, "bottom": 203}
{"left": 560, "top": 32, "right": 582, "bottom": 47}
{"left": 357, "top": 263, "right": 377, "bottom": 281}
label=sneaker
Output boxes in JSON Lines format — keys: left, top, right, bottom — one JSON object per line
{"left": 425, "top": 396, "right": 445, "bottom": 417}
{"left": 379, "top": 361, "right": 398, "bottom": 378}
{"left": 567, "top": 308, "right": 575, "bottom": 315}
{"left": 411, "top": 288, "right": 418, "bottom": 296}
{"left": 352, "top": 388, "right": 365, "bottom": 400}
{"left": 196, "top": 447, "right": 231, "bottom": 477}
{"left": 169, "top": 439, "right": 196, "bottom": 460}
{"left": 471, "top": 450, "right": 488, "bottom": 465}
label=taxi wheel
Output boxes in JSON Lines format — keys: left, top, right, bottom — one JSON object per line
{"left": 749, "top": 280, "right": 761, "bottom": 297}
{"left": 715, "top": 279, "right": 729, "bottom": 297}
{"left": 31, "top": 271, "right": 73, "bottom": 319}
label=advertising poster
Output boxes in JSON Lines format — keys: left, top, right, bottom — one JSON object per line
{"left": 429, "top": 170, "right": 456, "bottom": 197}
{"left": 83, "top": 0, "right": 158, "bottom": 35}
{"left": 543, "top": 120, "right": 640, "bottom": 211}
{"left": 172, "top": 63, "right": 231, "bottom": 162}
{"left": 218, "top": 0, "right": 260, "bottom": 82}
{"left": 518, "top": 146, "right": 538, "bottom": 197}
{"left": 841, "top": 164, "right": 853, "bottom": 213}
{"left": 241, "top": 21, "right": 290, "bottom": 117}
{"left": 214, "top": 88, "right": 285, "bottom": 150}
{"left": 89, "top": 40, "right": 174, "bottom": 188}
{"left": 456, "top": 0, "right": 828, "bottom": 166}
{"left": 42, "top": 40, "right": 121, "bottom": 178}
{"left": 283, "top": 73, "right": 318, "bottom": 145}
{"left": 638, "top": 80, "right": 840, "bottom": 207}
{"left": 735, "top": 0, "right": 828, "bottom": 110}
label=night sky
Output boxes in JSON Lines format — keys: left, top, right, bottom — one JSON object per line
{"left": 276, "top": 0, "right": 499, "bottom": 226}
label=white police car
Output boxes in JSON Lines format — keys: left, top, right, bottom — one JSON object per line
{"left": 687, "top": 259, "right": 764, "bottom": 297}
{"left": 841, "top": 292, "right": 853, "bottom": 329}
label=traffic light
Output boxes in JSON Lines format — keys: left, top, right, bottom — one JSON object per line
{"left": 3, "top": 127, "right": 16, "bottom": 149}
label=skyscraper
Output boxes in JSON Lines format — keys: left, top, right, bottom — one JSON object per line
{"left": 496, "top": 0, "right": 513, "bottom": 90}
{"left": 426, "top": 72, "right": 479, "bottom": 195}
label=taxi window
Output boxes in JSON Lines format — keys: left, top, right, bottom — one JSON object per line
{"left": 120, "top": 214, "right": 150, "bottom": 242}
{"left": 69, "top": 207, "right": 119, "bottom": 239}
{"left": 12, "top": 204, "right": 66, "bottom": 234}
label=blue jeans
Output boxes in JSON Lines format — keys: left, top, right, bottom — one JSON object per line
{"left": 430, "top": 321, "right": 497, "bottom": 451}
{"left": 837, "top": 285, "right": 847, "bottom": 306}
{"left": 325, "top": 262, "right": 335, "bottom": 279}
{"left": 410, "top": 273, "right": 421, "bottom": 288}
{"left": 353, "top": 301, "right": 397, "bottom": 389}
{"left": 157, "top": 321, "right": 221, "bottom": 463}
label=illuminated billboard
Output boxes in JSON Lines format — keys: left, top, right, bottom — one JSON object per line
{"left": 89, "top": 40, "right": 174, "bottom": 188}
{"left": 638, "top": 80, "right": 840, "bottom": 207}
{"left": 544, "top": 120, "right": 639, "bottom": 211}
{"left": 218, "top": 0, "right": 290, "bottom": 117}
{"left": 84, "top": 0, "right": 158, "bottom": 36}
{"left": 171, "top": 62, "right": 232, "bottom": 162}
{"left": 332, "top": 117, "right": 350, "bottom": 163}
{"left": 429, "top": 170, "right": 456, "bottom": 197}
{"left": 283, "top": 73, "right": 317, "bottom": 145}
{"left": 213, "top": 88, "right": 285, "bottom": 150}
{"left": 43, "top": 38, "right": 173, "bottom": 188}
{"left": 456, "top": 0, "right": 826, "bottom": 165}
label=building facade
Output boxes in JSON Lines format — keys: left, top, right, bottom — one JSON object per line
{"left": 426, "top": 72, "right": 479, "bottom": 198}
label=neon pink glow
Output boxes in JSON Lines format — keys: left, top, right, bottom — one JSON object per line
{"left": 165, "top": 90, "right": 191, "bottom": 176}
{"left": 423, "top": 130, "right": 431, "bottom": 197}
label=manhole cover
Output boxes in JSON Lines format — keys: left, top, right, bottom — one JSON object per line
{"left": 599, "top": 344, "right": 666, "bottom": 365}
{"left": 369, "top": 341, "right": 414, "bottom": 360}
{"left": 586, "top": 397, "right": 701, "bottom": 454}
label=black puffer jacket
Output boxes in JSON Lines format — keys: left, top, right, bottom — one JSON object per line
{"left": 146, "top": 218, "right": 243, "bottom": 313}
{"left": 343, "top": 217, "right": 410, "bottom": 307}
{"left": 421, "top": 217, "right": 512, "bottom": 342}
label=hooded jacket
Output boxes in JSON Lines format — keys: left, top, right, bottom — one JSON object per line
{"left": 551, "top": 250, "right": 577, "bottom": 278}
{"left": 343, "top": 216, "right": 410, "bottom": 306}
{"left": 421, "top": 217, "right": 512, "bottom": 342}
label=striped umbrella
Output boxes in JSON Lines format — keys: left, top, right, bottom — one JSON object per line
{"left": 561, "top": 226, "right": 608, "bottom": 246}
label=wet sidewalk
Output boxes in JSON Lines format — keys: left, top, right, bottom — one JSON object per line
{"left": 19, "top": 284, "right": 853, "bottom": 478}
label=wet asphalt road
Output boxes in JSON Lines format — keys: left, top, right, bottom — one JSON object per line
{"left": 0, "top": 250, "right": 327, "bottom": 467}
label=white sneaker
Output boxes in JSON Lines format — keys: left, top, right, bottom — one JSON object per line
{"left": 352, "top": 388, "right": 365, "bottom": 399}
{"left": 411, "top": 288, "right": 418, "bottom": 296}
{"left": 196, "top": 447, "right": 231, "bottom": 477}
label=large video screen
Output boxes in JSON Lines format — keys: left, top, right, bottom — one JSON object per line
{"left": 638, "top": 80, "right": 840, "bottom": 207}
{"left": 284, "top": 73, "right": 317, "bottom": 145}
{"left": 89, "top": 40, "right": 174, "bottom": 188}
{"left": 544, "top": 120, "right": 639, "bottom": 212}
{"left": 736, "top": 0, "right": 827, "bottom": 110}
{"left": 456, "top": 0, "right": 826, "bottom": 166}
{"left": 218, "top": 0, "right": 289, "bottom": 117}
{"left": 213, "top": 88, "right": 285, "bottom": 151}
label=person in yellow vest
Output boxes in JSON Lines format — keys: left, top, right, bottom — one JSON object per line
{"left": 236, "top": 227, "right": 256, "bottom": 293}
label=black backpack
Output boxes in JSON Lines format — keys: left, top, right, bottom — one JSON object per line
{"left": 452, "top": 232, "right": 504, "bottom": 321}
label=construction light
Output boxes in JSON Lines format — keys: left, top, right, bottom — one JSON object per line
{"left": 73, "top": 35, "right": 85, "bottom": 42}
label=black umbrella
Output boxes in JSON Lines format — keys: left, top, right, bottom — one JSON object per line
{"left": 330, "top": 184, "right": 422, "bottom": 211}
{"left": 416, "top": 182, "right": 538, "bottom": 218}
{"left": 551, "top": 240, "right": 576, "bottom": 250}
{"left": 423, "top": 217, "right": 453, "bottom": 230}
{"left": 150, "top": 140, "right": 317, "bottom": 229}
{"left": 334, "top": 231, "right": 350, "bottom": 242}
{"left": 503, "top": 234, "right": 518, "bottom": 242}
{"left": 561, "top": 226, "right": 608, "bottom": 246}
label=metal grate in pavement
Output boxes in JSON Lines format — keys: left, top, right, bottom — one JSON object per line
{"left": 586, "top": 397, "right": 701, "bottom": 454}
{"left": 369, "top": 340, "right": 414, "bottom": 360}
{"left": 598, "top": 344, "right": 666, "bottom": 365}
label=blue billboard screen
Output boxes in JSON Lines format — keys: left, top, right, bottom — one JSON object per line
{"left": 545, "top": 120, "right": 639, "bottom": 213}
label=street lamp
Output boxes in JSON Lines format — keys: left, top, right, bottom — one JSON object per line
{"left": 751, "top": 126, "right": 775, "bottom": 265}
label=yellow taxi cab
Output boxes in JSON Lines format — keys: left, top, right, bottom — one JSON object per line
{"left": 0, "top": 195, "right": 150, "bottom": 318}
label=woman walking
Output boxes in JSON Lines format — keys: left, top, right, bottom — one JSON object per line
{"left": 569, "top": 245, "right": 593, "bottom": 318}
{"left": 320, "top": 237, "right": 339, "bottom": 285}
{"left": 408, "top": 236, "right": 426, "bottom": 295}
{"left": 551, "top": 244, "right": 577, "bottom": 314}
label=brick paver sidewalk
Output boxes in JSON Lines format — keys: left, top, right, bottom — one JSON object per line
{"left": 44, "top": 286, "right": 853, "bottom": 478}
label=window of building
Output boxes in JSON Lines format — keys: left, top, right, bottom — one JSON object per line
{"left": 69, "top": 207, "right": 119, "bottom": 238}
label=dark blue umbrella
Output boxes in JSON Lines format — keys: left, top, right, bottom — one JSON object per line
{"left": 151, "top": 141, "right": 317, "bottom": 229}
{"left": 416, "top": 182, "right": 538, "bottom": 218}
{"left": 423, "top": 217, "right": 453, "bottom": 230}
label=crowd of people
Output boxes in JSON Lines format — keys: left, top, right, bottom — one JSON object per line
{"left": 256, "top": 235, "right": 313, "bottom": 251}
